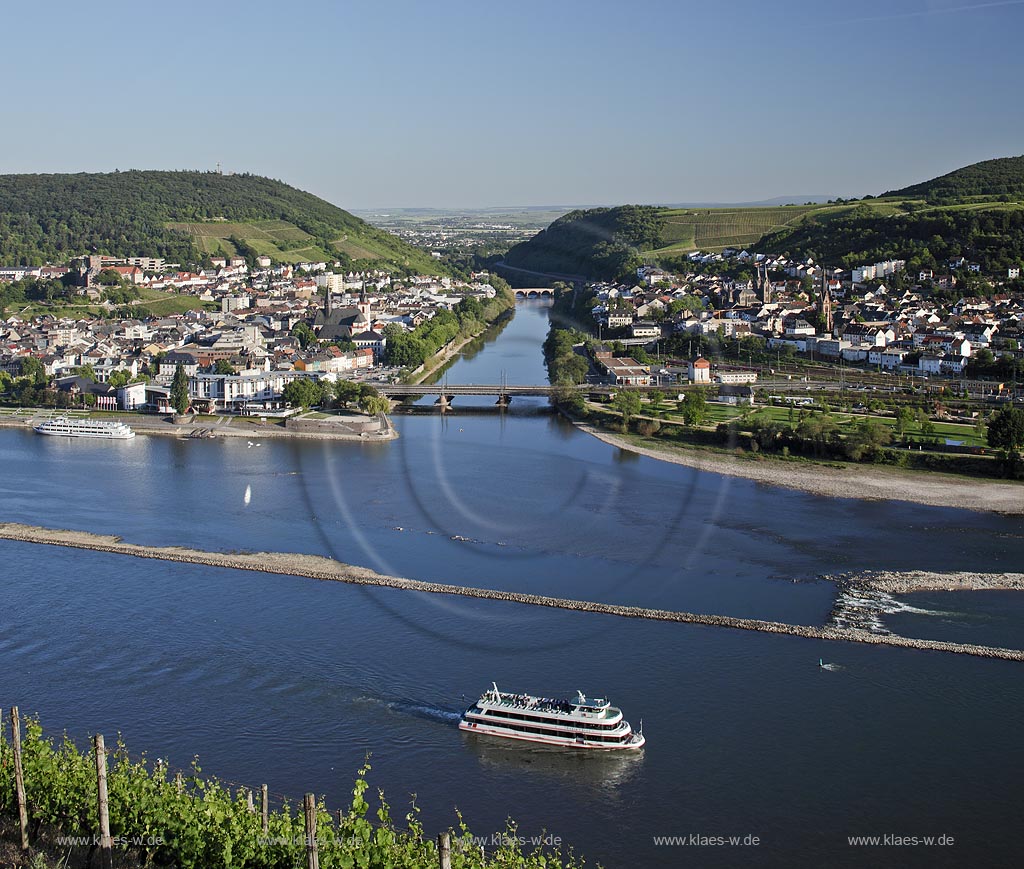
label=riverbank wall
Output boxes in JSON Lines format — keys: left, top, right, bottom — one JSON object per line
{"left": 2, "top": 522, "right": 1021, "bottom": 662}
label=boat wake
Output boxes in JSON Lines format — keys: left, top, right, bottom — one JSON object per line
{"left": 387, "top": 699, "right": 463, "bottom": 725}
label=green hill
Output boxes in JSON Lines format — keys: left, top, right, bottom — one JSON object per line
{"left": 502, "top": 202, "right": 841, "bottom": 280}
{"left": 502, "top": 206, "right": 665, "bottom": 281}
{"left": 0, "top": 170, "right": 442, "bottom": 273}
{"left": 504, "top": 156, "right": 1024, "bottom": 280}
{"left": 650, "top": 204, "right": 831, "bottom": 256}
{"left": 883, "top": 155, "right": 1024, "bottom": 201}
{"left": 755, "top": 198, "right": 1024, "bottom": 272}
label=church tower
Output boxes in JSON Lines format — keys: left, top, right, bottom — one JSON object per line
{"left": 357, "top": 286, "right": 372, "bottom": 323}
{"left": 756, "top": 262, "right": 772, "bottom": 305}
{"left": 819, "top": 272, "right": 833, "bottom": 334}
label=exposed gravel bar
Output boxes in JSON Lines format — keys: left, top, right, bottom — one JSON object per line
{"left": 827, "top": 569, "right": 1024, "bottom": 594}
{"left": 573, "top": 422, "right": 1024, "bottom": 515}
{"left": 2, "top": 522, "right": 1022, "bottom": 661}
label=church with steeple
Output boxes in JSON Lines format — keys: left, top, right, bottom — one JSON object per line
{"left": 312, "top": 285, "right": 369, "bottom": 341}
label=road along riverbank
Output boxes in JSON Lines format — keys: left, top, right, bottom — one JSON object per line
{"left": 2, "top": 522, "right": 1022, "bottom": 662}
{"left": 570, "top": 420, "right": 1024, "bottom": 515}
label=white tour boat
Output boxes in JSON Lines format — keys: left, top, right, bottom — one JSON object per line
{"left": 459, "top": 683, "right": 645, "bottom": 750}
{"left": 34, "top": 418, "right": 136, "bottom": 440}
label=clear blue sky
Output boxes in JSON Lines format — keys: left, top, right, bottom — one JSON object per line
{"left": 4, "top": 0, "right": 1023, "bottom": 209}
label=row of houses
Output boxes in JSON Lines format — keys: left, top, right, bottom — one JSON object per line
{"left": 589, "top": 254, "right": 1024, "bottom": 381}
{"left": 0, "top": 255, "right": 497, "bottom": 411}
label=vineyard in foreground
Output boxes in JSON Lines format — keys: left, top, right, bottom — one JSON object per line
{"left": 0, "top": 710, "right": 589, "bottom": 868}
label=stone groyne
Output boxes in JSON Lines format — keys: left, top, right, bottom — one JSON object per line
{"left": 1, "top": 522, "right": 1022, "bottom": 662}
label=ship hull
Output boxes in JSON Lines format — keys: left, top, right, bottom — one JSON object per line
{"left": 459, "top": 720, "right": 644, "bottom": 750}
{"left": 34, "top": 428, "right": 135, "bottom": 439}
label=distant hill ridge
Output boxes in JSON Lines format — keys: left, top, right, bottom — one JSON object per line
{"left": 0, "top": 170, "right": 442, "bottom": 272}
{"left": 502, "top": 156, "right": 1024, "bottom": 280}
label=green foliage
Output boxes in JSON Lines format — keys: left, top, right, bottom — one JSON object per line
{"left": 106, "top": 369, "right": 146, "bottom": 389}
{"left": 612, "top": 390, "right": 642, "bottom": 427}
{"left": 543, "top": 328, "right": 590, "bottom": 387}
{"left": 884, "top": 155, "right": 1024, "bottom": 200}
{"left": 213, "top": 359, "right": 236, "bottom": 375}
{"left": 291, "top": 321, "right": 316, "bottom": 349}
{"left": 652, "top": 204, "right": 823, "bottom": 255}
{"left": 681, "top": 387, "right": 707, "bottom": 427}
{"left": 171, "top": 363, "right": 190, "bottom": 415}
{"left": 0, "top": 714, "right": 583, "bottom": 869}
{"left": 385, "top": 287, "right": 514, "bottom": 370}
{"left": 844, "top": 418, "right": 893, "bottom": 461}
{"left": 333, "top": 380, "right": 362, "bottom": 408}
{"left": 987, "top": 405, "right": 1024, "bottom": 452}
{"left": 0, "top": 170, "right": 444, "bottom": 273}
{"left": 504, "top": 205, "right": 663, "bottom": 281}
{"left": 282, "top": 377, "right": 327, "bottom": 409}
{"left": 359, "top": 394, "right": 391, "bottom": 416}
{"left": 96, "top": 268, "right": 124, "bottom": 286}
{"left": 966, "top": 347, "right": 1024, "bottom": 382}
{"left": 759, "top": 199, "right": 1024, "bottom": 273}
{"left": 101, "top": 284, "right": 141, "bottom": 305}
{"left": 895, "top": 406, "right": 914, "bottom": 438}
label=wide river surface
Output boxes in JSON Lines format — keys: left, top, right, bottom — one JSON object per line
{"left": 2, "top": 301, "right": 1023, "bottom": 867}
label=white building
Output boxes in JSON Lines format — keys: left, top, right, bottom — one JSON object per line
{"left": 688, "top": 357, "right": 711, "bottom": 383}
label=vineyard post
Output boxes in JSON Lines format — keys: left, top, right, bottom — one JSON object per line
{"left": 246, "top": 788, "right": 255, "bottom": 813}
{"left": 94, "top": 733, "right": 112, "bottom": 868}
{"left": 303, "top": 792, "right": 319, "bottom": 869}
{"left": 10, "top": 707, "right": 29, "bottom": 851}
{"left": 261, "top": 784, "right": 269, "bottom": 833}
{"left": 438, "top": 831, "right": 451, "bottom": 869}
{"left": 175, "top": 772, "right": 183, "bottom": 794}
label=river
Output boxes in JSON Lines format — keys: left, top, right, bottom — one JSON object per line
{"left": 1, "top": 301, "right": 1022, "bottom": 866}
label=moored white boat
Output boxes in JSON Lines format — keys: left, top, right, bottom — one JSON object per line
{"left": 459, "top": 683, "right": 645, "bottom": 750}
{"left": 34, "top": 418, "right": 136, "bottom": 440}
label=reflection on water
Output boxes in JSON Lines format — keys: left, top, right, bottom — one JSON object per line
{"left": 463, "top": 733, "right": 645, "bottom": 793}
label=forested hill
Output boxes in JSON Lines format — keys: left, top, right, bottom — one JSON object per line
{"left": 502, "top": 206, "right": 665, "bottom": 281}
{"left": 883, "top": 155, "right": 1024, "bottom": 201}
{"left": 0, "top": 170, "right": 442, "bottom": 273}
{"left": 756, "top": 203, "right": 1024, "bottom": 273}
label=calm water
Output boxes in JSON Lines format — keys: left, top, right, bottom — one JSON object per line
{"left": 1, "top": 301, "right": 1023, "bottom": 867}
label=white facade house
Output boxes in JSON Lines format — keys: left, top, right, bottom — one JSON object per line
{"left": 688, "top": 357, "right": 711, "bottom": 383}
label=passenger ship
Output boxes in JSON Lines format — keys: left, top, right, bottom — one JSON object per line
{"left": 459, "top": 683, "right": 645, "bottom": 750}
{"left": 34, "top": 418, "right": 136, "bottom": 440}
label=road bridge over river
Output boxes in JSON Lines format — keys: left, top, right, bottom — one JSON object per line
{"left": 379, "top": 382, "right": 628, "bottom": 406}
{"left": 379, "top": 379, "right": 853, "bottom": 401}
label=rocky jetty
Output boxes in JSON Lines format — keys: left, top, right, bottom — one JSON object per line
{"left": 2, "top": 523, "right": 1023, "bottom": 662}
